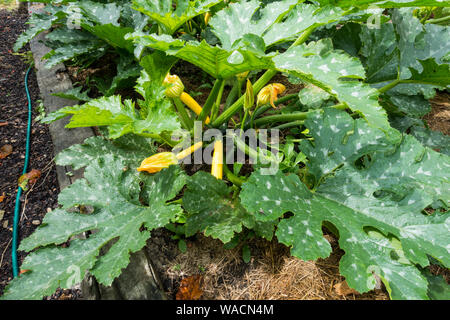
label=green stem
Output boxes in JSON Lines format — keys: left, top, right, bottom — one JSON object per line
{"left": 173, "top": 97, "right": 193, "bottom": 130}
{"left": 212, "top": 69, "right": 278, "bottom": 127}
{"left": 229, "top": 132, "right": 279, "bottom": 165}
{"left": 211, "top": 79, "right": 226, "bottom": 122}
{"left": 246, "top": 93, "right": 299, "bottom": 128}
{"left": 291, "top": 25, "right": 316, "bottom": 47}
{"left": 223, "top": 165, "right": 244, "bottom": 187}
{"left": 224, "top": 80, "right": 239, "bottom": 111}
{"left": 159, "top": 132, "right": 178, "bottom": 148}
{"left": 425, "top": 15, "right": 450, "bottom": 24}
{"left": 254, "top": 103, "right": 347, "bottom": 127}
{"left": 240, "top": 110, "right": 249, "bottom": 136}
{"left": 378, "top": 79, "right": 401, "bottom": 94}
{"left": 274, "top": 120, "right": 305, "bottom": 130}
{"left": 137, "top": 132, "right": 178, "bottom": 147}
{"left": 253, "top": 112, "right": 309, "bottom": 127}
{"left": 198, "top": 78, "right": 225, "bottom": 123}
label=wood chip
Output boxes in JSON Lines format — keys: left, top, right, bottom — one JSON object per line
{"left": 334, "top": 280, "right": 360, "bottom": 296}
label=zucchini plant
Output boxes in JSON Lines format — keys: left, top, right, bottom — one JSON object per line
{"left": 2, "top": 0, "right": 449, "bottom": 300}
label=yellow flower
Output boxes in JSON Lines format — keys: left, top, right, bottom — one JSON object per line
{"left": 164, "top": 73, "right": 210, "bottom": 124}
{"left": 257, "top": 83, "right": 286, "bottom": 108}
{"left": 137, "top": 152, "right": 178, "bottom": 173}
{"left": 137, "top": 142, "right": 203, "bottom": 173}
{"left": 211, "top": 140, "right": 223, "bottom": 180}
{"left": 164, "top": 74, "right": 185, "bottom": 98}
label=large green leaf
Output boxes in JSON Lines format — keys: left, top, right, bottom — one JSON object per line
{"left": 132, "top": 0, "right": 222, "bottom": 35}
{"left": 360, "top": 23, "right": 399, "bottom": 83}
{"left": 56, "top": 135, "right": 155, "bottom": 171}
{"left": 14, "top": 6, "right": 65, "bottom": 51}
{"left": 128, "top": 33, "right": 275, "bottom": 79}
{"left": 77, "top": 0, "right": 122, "bottom": 26}
{"left": 209, "top": 0, "right": 298, "bottom": 49}
{"left": 183, "top": 171, "right": 276, "bottom": 243}
{"left": 42, "top": 89, "right": 180, "bottom": 139}
{"left": 241, "top": 108, "right": 450, "bottom": 300}
{"left": 262, "top": 4, "right": 347, "bottom": 47}
{"left": 1, "top": 141, "right": 186, "bottom": 299}
{"left": 274, "top": 39, "right": 401, "bottom": 143}
{"left": 423, "top": 270, "right": 450, "bottom": 300}
{"left": 392, "top": 8, "right": 450, "bottom": 80}
{"left": 81, "top": 24, "right": 135, "bottom": 53}
{"left": 42, "top": 27, "right": 107, "bottom": 68}
{"left": 315, "top": 0, "right": 450, "bottom": 8}
{"left": 359, "top": 9, "right": 450, "bottom": 119}
{"left": 408, "top": 59, "right": 450, "bottom": 88}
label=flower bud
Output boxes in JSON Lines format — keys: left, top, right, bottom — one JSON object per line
{"left": 164, "top": 74, "right": 185, "bottom": 98}
{"left": 244, "top": 79, "right": 254, "bottom": 112}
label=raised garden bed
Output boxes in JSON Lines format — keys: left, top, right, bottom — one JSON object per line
{"left": 1, "top": 1, "right": 449, "bottom": 301}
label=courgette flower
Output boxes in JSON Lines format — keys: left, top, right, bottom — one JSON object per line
{"left": 137, "top": 152, "right": 178, "bottom": 173}
{"left": 244, "top": 79, "right": 254, "bottom": 112}
{"left": 257, "top": 83, "right": 286, "bottom": 108}
{"left": 164, "top": 74, "right": 185, "bottom": 98}
{"left": 164, "top": 73, "right": 210, "bottom": 124}
{"left": 137, "top": 142, "right": 203, "bottom": 173}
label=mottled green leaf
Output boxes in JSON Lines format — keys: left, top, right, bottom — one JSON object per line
{"left": 241, "top": 108, "right": 450, "bottom": 300}
{"left": 183, "top": 171, "right": 275, "bottom": 243}
{"left": 263, "top": 4, "right": 347, "bottom": 46}
{"left": 132, "top": 0, "right": 222, "bottom": 35}
{"left": 393, "top": 8, "right": 450, "bottom": 80}
{"left": 1, "top": 153, "right": 186, "bottom": 299}
{"left": 128, "top": 33, "right": 275, "bottom": 79}
{"left": 42, "top": 91, "right": 180, "bottom": 139}
{"left": 56, "top": 135, "right": 155, "bottom": 171}
{"left": 209, "top": 0, "right": 297, "bottom": 49}
{"left": 14, "top": 7, "right": 64, "bottom": 51}
{"left": 274, "top": 39, "right": 401, "bottom": 143}
{"left": 315, "top": 0, "right": 450, "bottom": 8}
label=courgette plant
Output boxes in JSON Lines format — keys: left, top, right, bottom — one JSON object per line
{"left": 2, "top": 0, "right": 450, "bottom": 300}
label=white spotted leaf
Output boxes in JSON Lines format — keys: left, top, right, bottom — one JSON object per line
{"left": 1, "top": 150, "right": 187, "bottom": 300}
{"left": 127, "top": 33, "right": 275, "bottom": 79}
{"left": 274, "top": 39, "right": 402, "bottom": 144}
{"left": 42, "top": 88, "right": 180, "bottom": 139}
{"left": 240, "top": 109, "right": 450, "bottom": 300}
{"left": 132, "top": 0, "right": 223, "bottom": 35}
{"left": 183, "top": 171, "right": 276, "bottom": 243}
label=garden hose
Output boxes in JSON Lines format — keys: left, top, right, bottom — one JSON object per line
{"left": 11, "top": 66, "right": 33, "bottom": 278}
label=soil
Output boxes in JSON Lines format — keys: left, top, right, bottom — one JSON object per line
{"left": 427, "top": 92, "right": 450, "bottom": 135}
{"left": 0, "top": 9, "right": 61, "bottom": 296}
